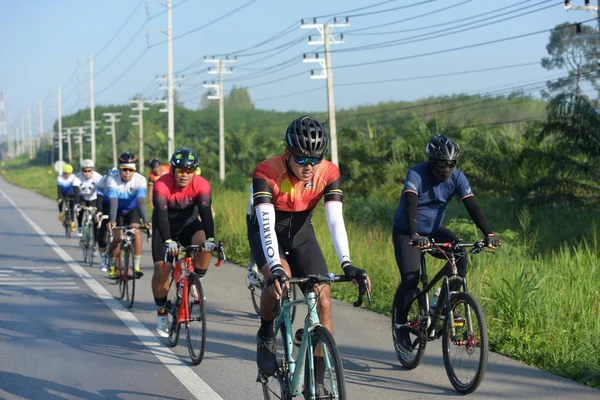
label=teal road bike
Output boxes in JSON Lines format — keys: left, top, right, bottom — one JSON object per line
{"left": 259, "top": 273, "right": 371, "bottom": 400}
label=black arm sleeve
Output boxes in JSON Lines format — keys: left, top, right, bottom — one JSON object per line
{"left": 405, "top": 191, "right": 418, "bottom": 235}
{"left": 95, "top": 195, "right": 103, "bottom": 209}
{"left": 153, "top": 189, "right": 171, "bottom": 241}
{"left": 109, "top": 198, "right": 118, "bottom": 223}
{"left": 72, "top": 186, "right": 80, "bottom": 204}
{"left": 57, "top": 186, "right": 63, "bottom": 200}
{"left": 462, "top": 196, "right": 493, "bottom": 236}
{"left": 137, "top": 197, "right": 149, "bottom": 223}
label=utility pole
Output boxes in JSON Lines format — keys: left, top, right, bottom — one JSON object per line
{"left": 204, "top": 56, "right": 236, "bottom": 182}
{"left": 64, "top": 127, "right": 73, "bottom": 163}
{"left": 89, "top": 56, "right": 97, "bottom": 164}
{"left": 21, "top": 116, "right": 25, "bottom": 157}
{"left": 130, "top": 100, "right": 149, "bottom": 174}
{"left": 39, "top": 98, "right": 43, "bottom": 161}
{"left": 301, "top": 17, "right": 349, "bottom": 167}
{"left": 58, "top": 86, "right": 63, "bottom": 163}
{"left": 74, "top": 126, "right": 86, "bottom": 166}
{"left": 28, "top": 107, "right": 33, "bottom": 158}
{"left": 103, "top": 112, "right": 122, "bottom": 167}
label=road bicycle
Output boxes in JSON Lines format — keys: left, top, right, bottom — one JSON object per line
{"left": 110, "top": 225, "right": 150, "bottom": 309}
{"left": 61, "top": 197, "right": 75, "bottom": 238}
{"left": 78, "top": 205, "right": 97, "bottom": 267}
{"left": 392, "top": 239, "right": 495, "bottom": 394}
{"left": 248, "top": 259, "right": 298, "bottom": 324}
{"left": 259, "top": 272, "right": 371, "bottom": 400}
{"left": 164, "top": 241, "right": 226, "bottom": 366}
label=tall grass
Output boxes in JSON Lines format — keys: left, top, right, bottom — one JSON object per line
{"left": 2, "top": 158, "right": 599, "bottom": 389}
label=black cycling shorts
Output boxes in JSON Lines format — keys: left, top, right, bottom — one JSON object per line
{"left": 152, "top": 218, "right": 204, "bottom": 263}
{"left": 116, "top": 207, "right": 143, "bottom": 227}
{"left": 248, "top": 215, "right": 328, "bottom": 278}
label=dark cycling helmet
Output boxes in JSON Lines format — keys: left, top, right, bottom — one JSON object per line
{"left": 118, "top": 151, "right": 138, "bottom": 165}
{"left": 425, "top": 134, "right": 460, "bottom": 161}
{"left": 148, "top": 158, "right": 161, "bottom": 168}
{"left": 285, "top": 115, "right": 328, "bottom": 158}
{"left": 170, "top": 147, "right": 199, "bottom": 169}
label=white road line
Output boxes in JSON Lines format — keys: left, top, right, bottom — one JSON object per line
{"left": 0, "top": 189, "right": 223, "bottom": 400}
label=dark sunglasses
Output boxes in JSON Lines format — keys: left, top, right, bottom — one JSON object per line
{"left": 82, "top": 169, "right": 93, "bottom": 173}
{"left": 433, "top": 160, "right": 457, "bottom": 169}
{"left": 175, "top": 167, "right": 197, "bottom": 175}
{"left": 120, "top": 168, "right": 135, "bottom": 173}
{"left": 293, "top": 155, "right": 322, "bottom": 167}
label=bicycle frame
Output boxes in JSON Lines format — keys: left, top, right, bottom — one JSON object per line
{"left": 274, "top": 289, "right": 337, "bottom": 398}
{"left": 172, "top": 256, "right": 195, "bottom": 325}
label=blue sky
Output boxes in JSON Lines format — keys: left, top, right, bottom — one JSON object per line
{"left": 0, "top": 0, "right": 593, "bottom": 136}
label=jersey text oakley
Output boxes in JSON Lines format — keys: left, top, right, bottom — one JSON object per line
{"left": 252, "top": 155, "right": 342, "bottom": 230}
{"left": 75, "top": 171, "right": 103, "bottom": 201}
{"left": 107, "top": 172, "right": 147, "bottom": 214}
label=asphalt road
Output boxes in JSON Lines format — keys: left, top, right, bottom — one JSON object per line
{"left": 0, "top": 177, "right": 598, "bottom": 400}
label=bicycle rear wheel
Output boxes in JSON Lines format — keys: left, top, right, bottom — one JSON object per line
{"left": 303, "top": 325, "right": 346, "bottom": 400}
{"left": 123, "top": 247, "right": 136, "bottom": 309}
{"left": 392, "top": 289, "right": 426, "bottom": 369}
{"left": 166, "top": 276, "right": 180, "bottom": 347}
{"left": 87, "top": 223, "right": 95, "bottom": 267}
{"left": 442, "top": 291, "right": 488, "bottom": 394}
{"left": 186, "top": 273, "right": 206, "bottom": 365}
{"left": 250, "top": 281, "right": 262, "bottom": 316}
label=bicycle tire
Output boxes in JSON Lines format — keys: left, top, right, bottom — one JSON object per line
{"left": 123, "top": 247, "right": 136, "bottom": 309}
{"left": 186, "top": 273, "right": 206, "bottom": 365}
{"left": 392, "top": 289, "right": 426, "bottom": 369}
{"left": 442, "top": 291, "right": 488, "bottom": 394}
{"left": 87, "top": 223, "right": 95, "bottom": 267}
{"left": 166, "top": 276, "right": 180, "bottom": 347}
{"left": 303, "top": 326, "right": 346, "bottom": 400}
{"left": 252, "top": 283, "right": 298, "bottom": 324}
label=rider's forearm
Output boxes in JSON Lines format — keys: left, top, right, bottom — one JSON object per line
{"left": 72, "top": 186, "right": 81, "bottom": 204}
{"left": 136, "top": 197, "right": 149, "bottom": 223}
{"left": 109, "top": 198, "right": 118, "bottom": 222}
{"left": 197, "top": 203, "right": 215, "bottom": 239}
{"left": 462, "top": 196, "right": 493, "bottom": 236}
{"left": 256, "top": 203, "right": 282, "bottom": 270}
{"left": 405, "top": 191, "right": 418, "bottom": 235}
{"left": 57, "top": 186, "right": 63, "bottom": 200}
{"left": 155, "top": 208, "right": 171, "bottom": 241}
{"left": 324, "top": 201, "right": 351, "bottom": 265}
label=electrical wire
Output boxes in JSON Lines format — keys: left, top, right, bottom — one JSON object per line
{"left": 95, "top": 0, "right": 145, "bottom": 58}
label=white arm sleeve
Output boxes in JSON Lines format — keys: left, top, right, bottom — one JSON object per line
{"left": 325, "top": 201, "right": 351, "bottom": 265}
{"left": 256, "top": 203, "right": 282, "bottom": 270}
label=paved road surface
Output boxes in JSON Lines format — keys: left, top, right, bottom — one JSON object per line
{"left": 0, "top": 177, "right": 598, "bottom": 399}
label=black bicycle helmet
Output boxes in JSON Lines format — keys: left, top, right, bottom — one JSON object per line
{"left": 425, "top": 134, "right": 461, "bottom": 161}
{"left": 148, "top": 158, "right": 161, "bottom": 168}
{"left": 118, "top": 151, "right": 138, "bottom": 165}
{"left": 285, "top": 115, "right": 329, "bottom": 158}
{"left": 170, "top": 147, "right": 199, "bottom": 169}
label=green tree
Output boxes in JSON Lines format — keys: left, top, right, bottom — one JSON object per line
{"left": 226, "top": 86, "right": 254, "bottom": 111}
{"left": 541, "top": 22, "right": 600, "bottom": 97}
{"left": 199, "top": 89, "right": 218, "bottom": 110}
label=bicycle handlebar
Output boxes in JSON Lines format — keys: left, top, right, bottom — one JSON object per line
{"left": 418, "top": 239, "right": 497, "bottom": 255}
{"left": 162, "top": 241, "right": 227, "bottom": 265}
{"left": 284, "top": 272, "right": 372, "bottom": 308}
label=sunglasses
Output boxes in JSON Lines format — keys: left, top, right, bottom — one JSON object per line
{"left": 433, "top": 160, "right": 457, "bottom": 169}
{"left": 120, "top": 168, "right": 135, "bottom": 173}
{"left": 292, "top": 155, "right": 322, "bottom": 167}
{"left": 175, "top": 167, "right": 197, "bottom": 175}
{"left": 82, "top": 169, "right": 93, "bottom": 173}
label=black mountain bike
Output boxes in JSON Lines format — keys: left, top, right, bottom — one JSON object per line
{"left": 392, "top": 239, "right": 495, "bottom": 394}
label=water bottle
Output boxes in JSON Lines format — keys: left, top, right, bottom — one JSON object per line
{"left": 429, "top": 288, "right": 441, "bottom": 315}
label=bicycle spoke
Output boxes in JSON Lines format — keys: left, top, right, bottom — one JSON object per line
{"left": 186, "top": 274, "right": 206, "bottom": 365}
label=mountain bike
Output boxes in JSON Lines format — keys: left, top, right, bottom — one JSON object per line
{"left": 248, "top": 259, "right": 298, "bottom": 324}
{"left": 110, "top": 226, "right": 149, "bottom": 309}
{"left": 259, "top": 272, "right": 371, "bottom": 400}
{"left": 78, "top": 206, "right": 97, "bottom": 267}
{"left": 392, "top": 239, "right": 495, "bottom": 394}
{"left": 164, "top": 241, "right": 226, "bottom": 366}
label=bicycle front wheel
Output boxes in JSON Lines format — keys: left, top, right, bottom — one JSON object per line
{"left": 123, "top": 247, "right": 136, "bottom": 309}
{"left": 303, "top": 325, "right": 346, "bottom": 400}
{"left": 442, "top": 291, "right": 488, "bottom": 394}
{"left": 87, "top": 224, "right": 95, "bottom": 267}
{"left": 166, "top": 276, "right": 180, "bottom": 347}
{"left": 186, "top": 273, "right": 206, "bottom": 365}
{"left": 261, "top": 323, "right": 292, "bottom": 400}
{"left": 392, "top": 289, "right": 426, "bottom": 369}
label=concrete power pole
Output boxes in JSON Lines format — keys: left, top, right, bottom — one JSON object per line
{"left": 58, "top": 86, "right": 63, "bottom": 163}
{"left": 301, "top": 17, "right": 349, "bottom": 167}
{"left": 130, "top": 100, "right": 149, "bottom": 174}
{"left": 21, "top": 116, "right": 25, "bottom": 157}
{"left": 103, "top": 112, "right": 122, "bottom": 167}
{"left": 28, "top": 107, "right": 33, "bottom": 159}
{"left": 89, "top": 56, "right": 97, "bottom": 164}
{"left": 39, "top": 98, "right": 43, "bottom": 163}
{"left": 74, "top": 126, "right": 86, "bottom": 166}
{"left": 204, "top": 56, "right": 236, "bottom": 182}
{"left": 64, "top": 127, "right": 73, "bottom": 163}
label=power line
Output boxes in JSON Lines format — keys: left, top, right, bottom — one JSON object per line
{"left": 345, "top": 0, "right": 438, "bottom": 18}
{"left": 334, "top": 0, "right": 560, "bottom": 53}
{"left": 95, "top": 0, "right": 144, "bottom": 58}
{"left": 95, "top": 22, "right": 147, "bottom": 78}
{"left": 311, "top": 0, "right": 403, "bottom": 19}
{"left": 96, "top": 48, "right": 151, "bottom": 98}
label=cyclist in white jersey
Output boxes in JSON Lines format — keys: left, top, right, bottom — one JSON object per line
{"left": 96, "top": 167, "right": 118, "bottom": 271}
{"left": 74, "top": 159, "right": 103, "bottom": 237}
{"left": 106, "top": 152, "right": 151, "bottom": 279}
{"left": 57, "top": 163, "right": 82, "bottom": 233}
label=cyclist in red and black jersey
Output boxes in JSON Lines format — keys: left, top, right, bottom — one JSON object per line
{"left": 150, "top": 147, "right": 216, "bottom": 337}
{"left": 250, "top": 115, "right": 371, "bottom": 376}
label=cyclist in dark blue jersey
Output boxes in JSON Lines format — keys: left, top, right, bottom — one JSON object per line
{"left": 392, "top": 134, "right": 500, "bottom": 353}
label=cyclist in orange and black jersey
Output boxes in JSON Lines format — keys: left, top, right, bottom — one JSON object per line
{"left": 250, "top": 115, "right": 371, "bottom": 376}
